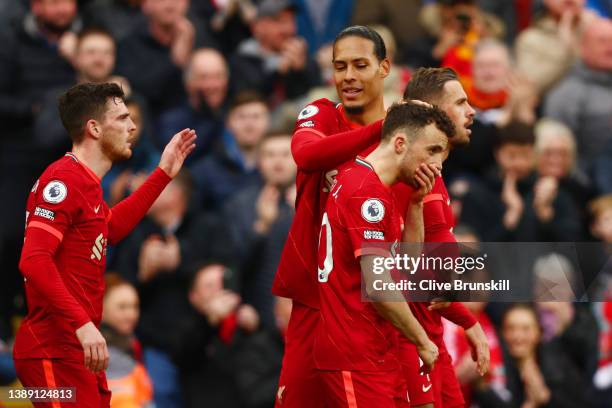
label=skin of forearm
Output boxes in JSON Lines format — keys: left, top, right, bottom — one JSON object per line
{"left": 361, "top": 256, "right": 429, "bottom": 346}
{"left": 372, "top": 299, "right": 430, "bottom": 346}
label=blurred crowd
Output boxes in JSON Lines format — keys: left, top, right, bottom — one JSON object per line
{"left": 0, "top": 0, "right": 611, "bottom": 407}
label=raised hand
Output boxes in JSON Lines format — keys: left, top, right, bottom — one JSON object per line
{"left": 159, "top": 128, "right": 197, "bottom": 178}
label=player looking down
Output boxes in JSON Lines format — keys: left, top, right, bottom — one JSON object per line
{"left": 399, "top": 68, "right": 490, "bottom": 408}
{"left": 315, "top": 102, "right": 454, "bottom": 406}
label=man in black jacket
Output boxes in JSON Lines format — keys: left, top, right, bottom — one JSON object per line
{"left": 230, "top": 0, "right": 321, "bottom": 108}
{"left": 115, "top": 0, "right": 217, "bottom": 116}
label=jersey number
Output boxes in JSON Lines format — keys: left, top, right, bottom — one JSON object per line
{"left": 318, "top": 212, "right": 333, "bottom": 282}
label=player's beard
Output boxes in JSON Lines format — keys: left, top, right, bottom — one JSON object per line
{"left": 101, "top": 134, "right": 132, "bottom": 162}
{"left": 344, "top": 105, "right": 365, "bottom": 115}
{"left": 452, "top": 129, "right": 471, "bottom": 147}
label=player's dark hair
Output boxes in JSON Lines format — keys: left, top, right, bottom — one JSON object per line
{"left": 333, "top": 25, "right": 387, "bottom": 62}
{"left": 495, "top": 121, "right": 535, "bottom": 150}
{"left": 403, "top": 68, "right": 459, "bottom": 104}
{"left": 229, "top": 90, "right": 267, "bottom": 112}
{"left": 58, "top": 82, "right": 125, "bottom": 144}
{"left": 77, "top": 27, "right": 115, "bottom": 47}
{"left": 381, "top": 103, "right": 456, "bottom": 142}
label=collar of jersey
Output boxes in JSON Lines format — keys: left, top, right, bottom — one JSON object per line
{"left": 355, "top": 156, "right": 374, "bottom": 171}
{"left": 65, "top": 152, "right": 101, "bottom": 184}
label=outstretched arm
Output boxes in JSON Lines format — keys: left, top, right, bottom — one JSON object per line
{"left": 292, "top": 120, "right": 383, "bottom": 172}
{"left": 108, "top": 129, "right": 197, "bottom": 244}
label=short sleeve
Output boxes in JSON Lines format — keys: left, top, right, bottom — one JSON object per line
{"left": 26, "top": 174, "right": 80, "bottom": 242}
{"left": 342, "top": 185, "right": 396, "bottom": 259}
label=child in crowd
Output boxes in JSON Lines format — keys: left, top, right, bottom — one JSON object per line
{"left": 102, "top": 273, "right": 153, "bottom": 408}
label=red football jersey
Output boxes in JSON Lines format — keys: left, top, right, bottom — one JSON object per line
{"left": 272, "top": 99, "right": 382, "bottom": 308}
{"left": 314, "top": 158, "right": 402, "bottom": 371}
{"left": 395, "top": 177, "right": 475, "bottom": 341}
{"left": 15, "top": 153, "right": 110, "bottom": 361}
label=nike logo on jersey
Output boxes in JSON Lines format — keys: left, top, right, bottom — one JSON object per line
{"left": 422, "top": 383, "right": 432, "bottom": 393}
{"left": 94, "top": 204, "right": 101, "bottom": 214}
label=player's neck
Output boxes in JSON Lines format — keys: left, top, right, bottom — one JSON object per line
{"left": 345, "top": 99, "right": 386, "bottom": 126}
{"left": 365, "top": 146, "right": 399, "bottom": 187}
{"left": 71, "top": 143, "right": 112, "bottom": 181}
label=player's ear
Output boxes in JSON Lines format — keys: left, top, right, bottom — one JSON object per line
{"left": 379, "top": 58, "right": 390, "bottom": 78}
{"left": 85, "top": 119, "right": 102, "bottom": 140}
{"left": 393, "top": 132, "right": 407, "bottom": 153}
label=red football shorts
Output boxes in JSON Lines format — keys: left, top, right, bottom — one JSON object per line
{"left": 434, "top": 348, "right": 464, "bottom": 408}
{"left": 275, "top": 302, "right": 326, "bottom": 407}
{"left": 319, "top": 369, "right": 407, "bottom": 407}
{"left": 14, "top": 358, "right": 111, "bottom": 407}
{"left": 398, "top": 341, "right": 464, "bottom": 407}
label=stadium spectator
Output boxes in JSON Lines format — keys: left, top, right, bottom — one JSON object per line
{"left": 102, "top": 97, "right": 160, "bottom": 206}
{"left": 465, "top": 39, "right": 539, "bottom": 129}
{"left": 534, "top": 118, "right": 594, "bottom": 233}
{"left": 351, "top": 0, "right": 427, "bottom": 65}
{"left": 472, "top": 304, "right": 594, "bottom": 407}
{"left": 544, "top": 17, "right": 612, "bottom": 170}
{"left": 515, "top": 0, "right": 591, "bottom": 94}
{"left": 421, "top": 0, "right": 505, "bottom": 76}
{"left": 115, "top": 0, "right": 216, "bottom": 115}
{"left": 458, "top": 121, "right": 582, "bottom": 241}
{"left": 293, "top": 0, "right": 353, "bottom": 57}
{"left": 0, "top": 0, "right": 83, "bottom": 271}
{"left": 464, "top": 39, "right": 518, "bottom": 129}
{"left": 83, "top": 0, "right": 146, "bottom": 42}
{"left": 190, "top": 91, "right": 269, "bottom": 210}
{"left": 230, "top": 0, "right": 321, "bottom": 108}
{"left": 189, "top": 0, "right": 255, "bottom": 56}
{"left": 157, "top": 48, "right": 230, "bottom": 160}
{"left": 0, "top": 0, "right": 81, "bottom": 130}
{"left": 34, "top": 28, "right": 130, "bottom": 155}
{"left": 532, "top": 254, "right": 599, "bottom": 379}
{"left": 229, "top": 296, "right": 289, "bottom": 408}
{"left": 223, "top": 133, "right": 296, "bottom": 327}
{"left": 101, "top": 273, "right": 153, "bottom": 408}
{"left": 112, "top": 171, "right": 211, "bottom": 408}
{"left": 174, "top": 263, "right": 262, "bottom": 408}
